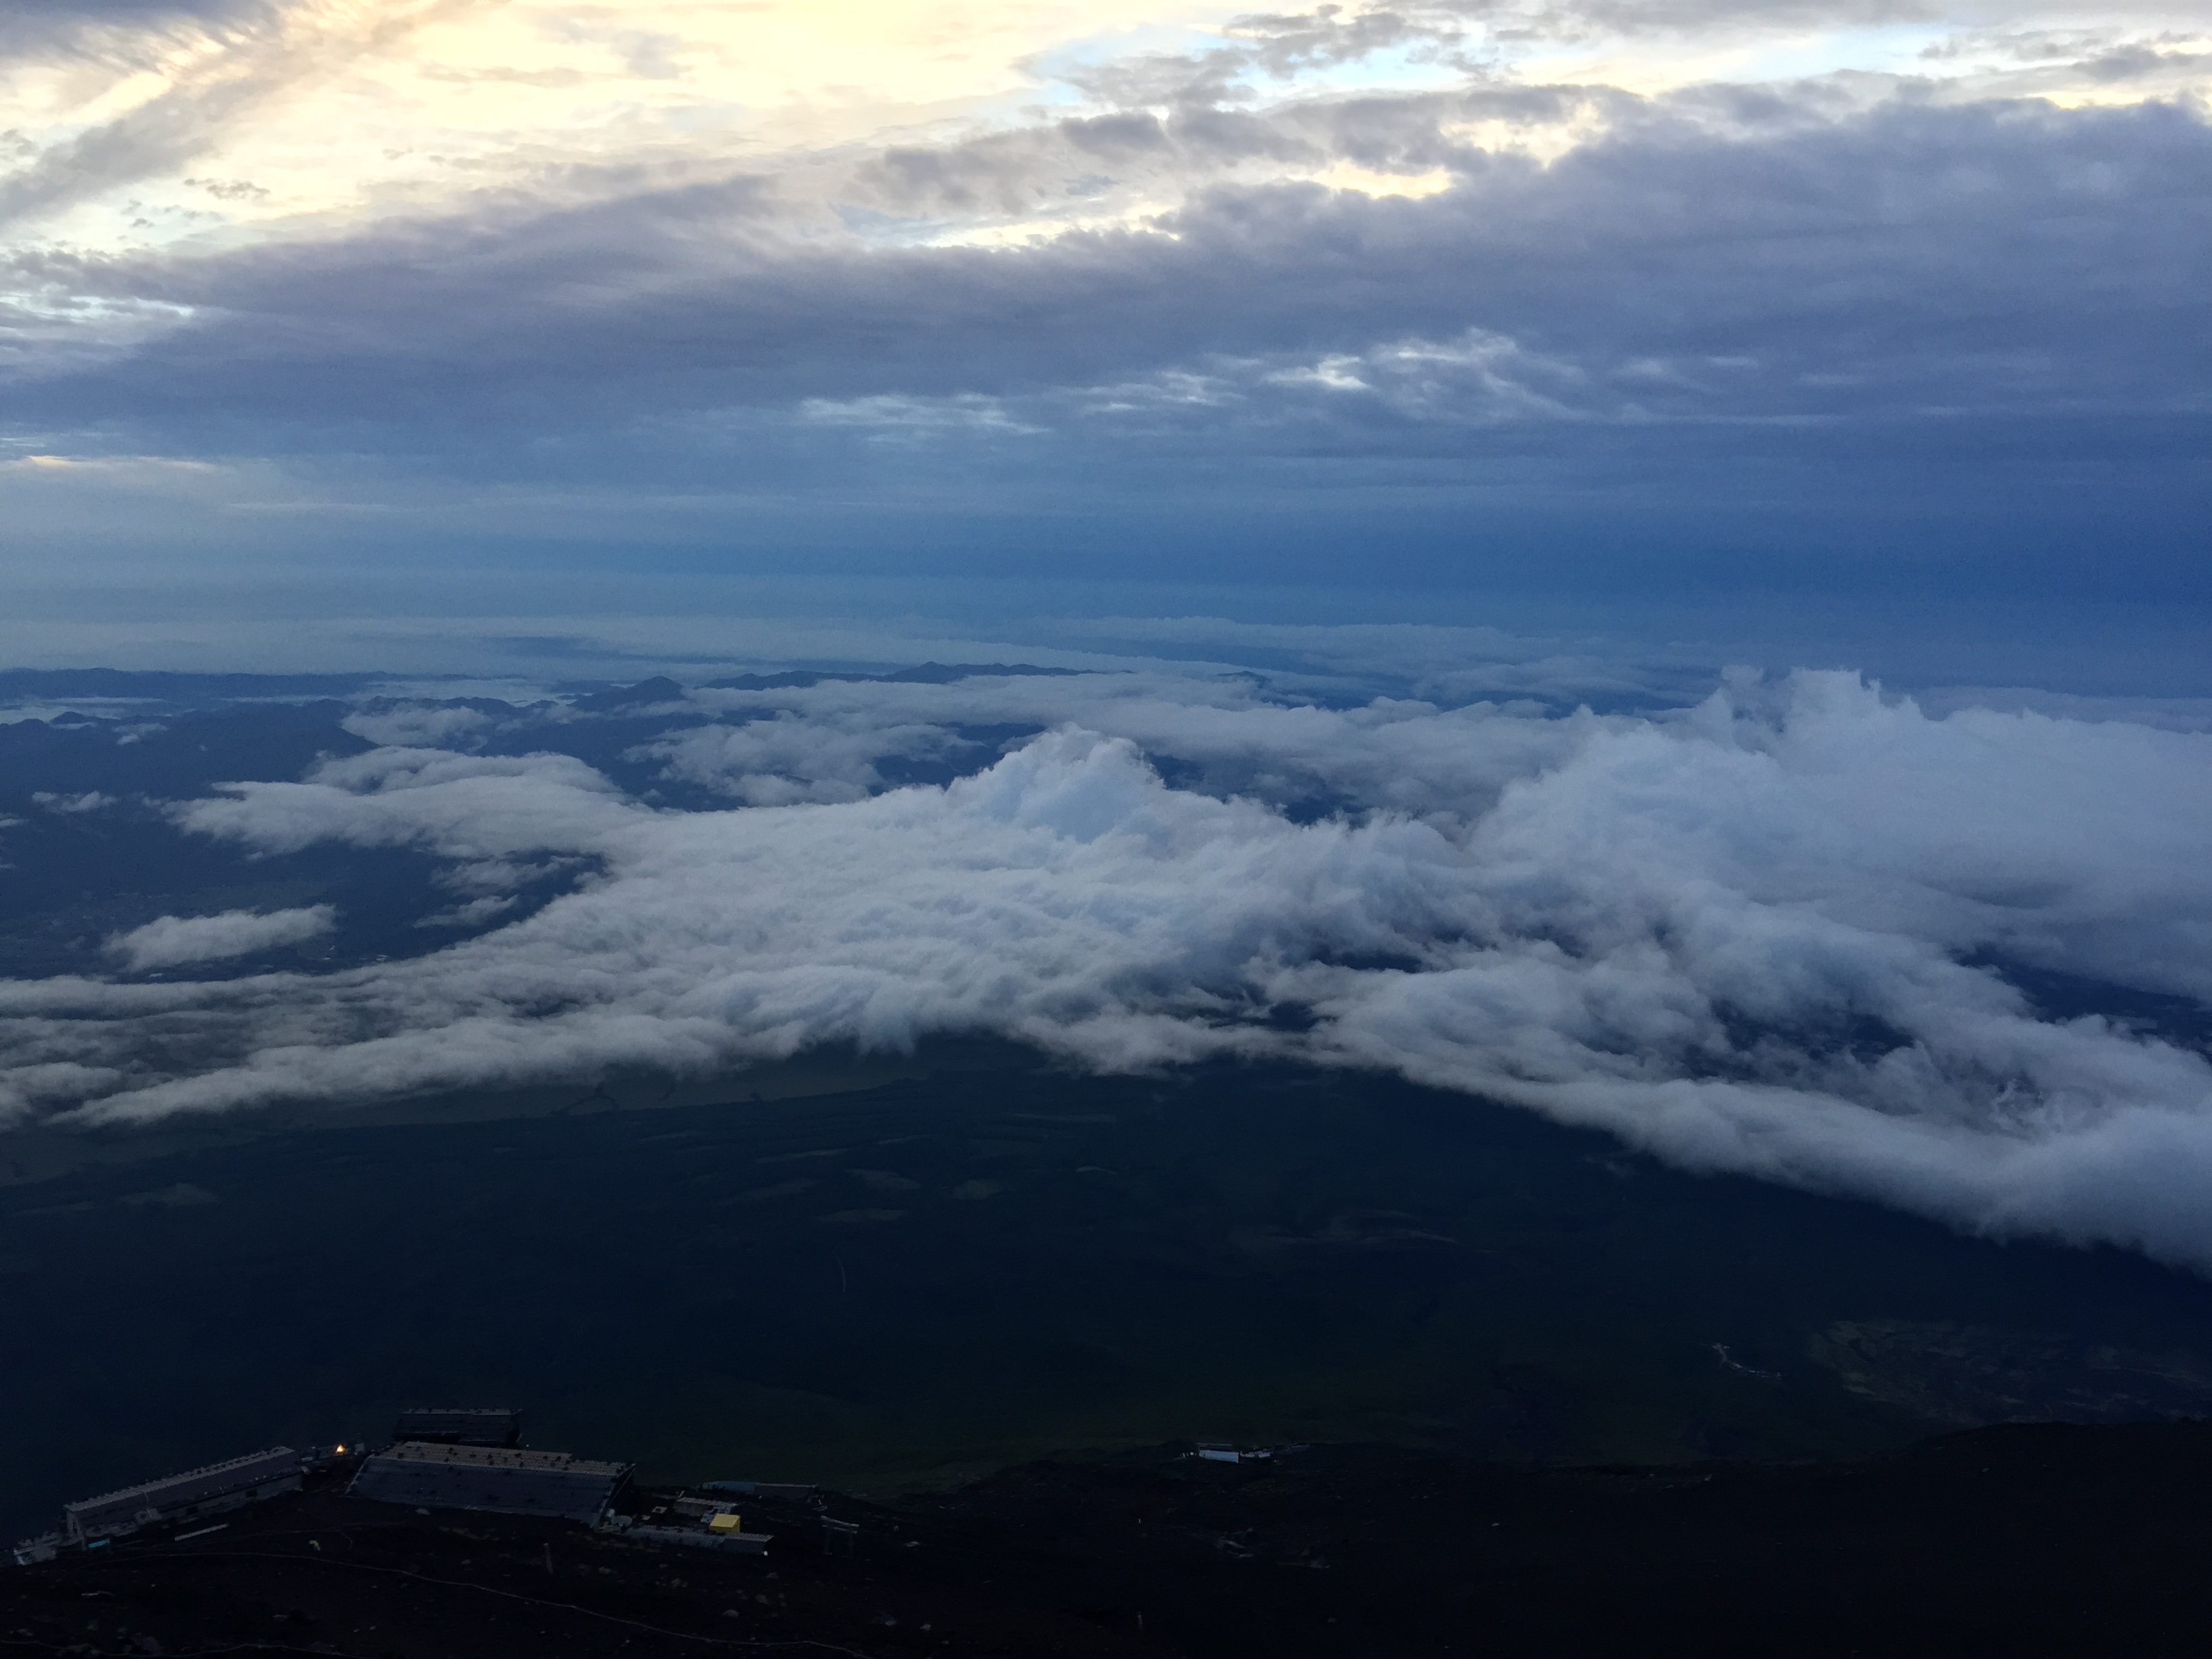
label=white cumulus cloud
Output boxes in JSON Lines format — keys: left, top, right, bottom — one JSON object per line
{"left": 6, "top": 669, "right": 2212, "bottom": 1272}
{"left": 104, "top": 905, "right": 337, "bottom": 972}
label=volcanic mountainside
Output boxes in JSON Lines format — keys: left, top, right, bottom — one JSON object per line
{"left": 9, "top": 1424, "right": 2212, "bottom": 1658}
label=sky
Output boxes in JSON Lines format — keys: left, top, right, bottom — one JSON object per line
{"left": 0, "top": 0, "right": 2207, "bottom": 680}
{"left": 3, "top": 4, "right": 2211, "bottom": 1273}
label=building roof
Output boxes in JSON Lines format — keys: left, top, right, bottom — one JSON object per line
{"left": 64, "top": 1449, "right": 298, "bottom": 1519}
{"left": 350, "top": 1441, "right": 632, "bottom": 1523}
{"left": 373, "top": 1443, "right": 629, "bottom": 1477}
{"left": 398, "top": 1408, "right": 518, "bottom": 1420}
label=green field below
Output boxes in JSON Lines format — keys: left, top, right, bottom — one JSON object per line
{"left": 7, "top": 1046, "right": 2212, "bottom": 1535}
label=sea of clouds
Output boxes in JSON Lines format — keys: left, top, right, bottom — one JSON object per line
{"left": 5, "top": 663, "right": 2212, "bottom": 1269}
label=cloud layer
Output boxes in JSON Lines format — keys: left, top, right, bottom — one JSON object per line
{"left": 6, "top": 666, "right": 2212, "bottom": 1271}
{"left": 1, "top": 0, "right": 2206, "bottom": 1256}
{"left": 0, "top": 0, "right": 2206, "bottom": 623}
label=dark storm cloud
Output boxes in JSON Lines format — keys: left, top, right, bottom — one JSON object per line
{"left": 7, "top": 87, "right": 2205, "bottom": 473}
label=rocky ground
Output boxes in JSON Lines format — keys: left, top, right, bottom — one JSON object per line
{"left": 9, "top": 1422, "right": 2212, "bottom": 1657}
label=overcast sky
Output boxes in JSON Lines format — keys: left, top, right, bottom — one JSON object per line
{"left": 1, "top": 0, "right": 2207, "bottom": 679}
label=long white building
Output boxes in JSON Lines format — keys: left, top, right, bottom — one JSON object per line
{"left": 64, "top": 1448, "right": 302, "bottom": 1543}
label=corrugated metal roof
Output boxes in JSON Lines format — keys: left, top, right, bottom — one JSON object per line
{"left": 373, "top": 1443, "right": 628, "bottom": 1477}
{"left": 65, "top": 1449, "right": 298, "bottom": 1519}
{"left": 349, "top": 1443, "right": 631, "bottom": 1524}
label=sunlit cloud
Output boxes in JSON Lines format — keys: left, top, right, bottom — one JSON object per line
{"left": 0, "top": 0, "right": 2204, "bottom": 635}
{"left": 7, "top": 0, "right": 2203, "bottom": 266}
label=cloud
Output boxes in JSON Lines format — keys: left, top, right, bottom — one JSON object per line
{"left": 341, "top": 703, "right": 493, "bottom": 750}
{"left": 0, "top": 3, "right": 2207, "bottom": 1268}
{"left": 104, "top": 902, "right": 335, "bottom": 970}
{"left": 0, "top": 0, "right": 485, "bottom": 234}
{"left": 0, "top": 0, "right": 276, "bottom": 53}
{"left": 638, "top": 705, "right": 1004, "bottom": 805}
{"left": 414, "top": 894, "right": 516, "bottom": 929}
{"left": 12, "top": 90, "right": 2205, "bottom": 480}
{"left": 8, "top": 668, "right": 2212, "bottom": 1274}
{"left": 32, "top": 789, "right": 117, "bottom": 813}
{"left": 170, "top": 745, "right": 632, "bottom": 856}
{"left": 0, "top": 6, "right": 2201, "bottom": 611}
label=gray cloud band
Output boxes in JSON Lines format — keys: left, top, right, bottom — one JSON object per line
{"left": 8, "top": 93, "right": 2206, "bottom": 455}
{"left": 4, "top": 670, "right": 2211, "bottom": 1271}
